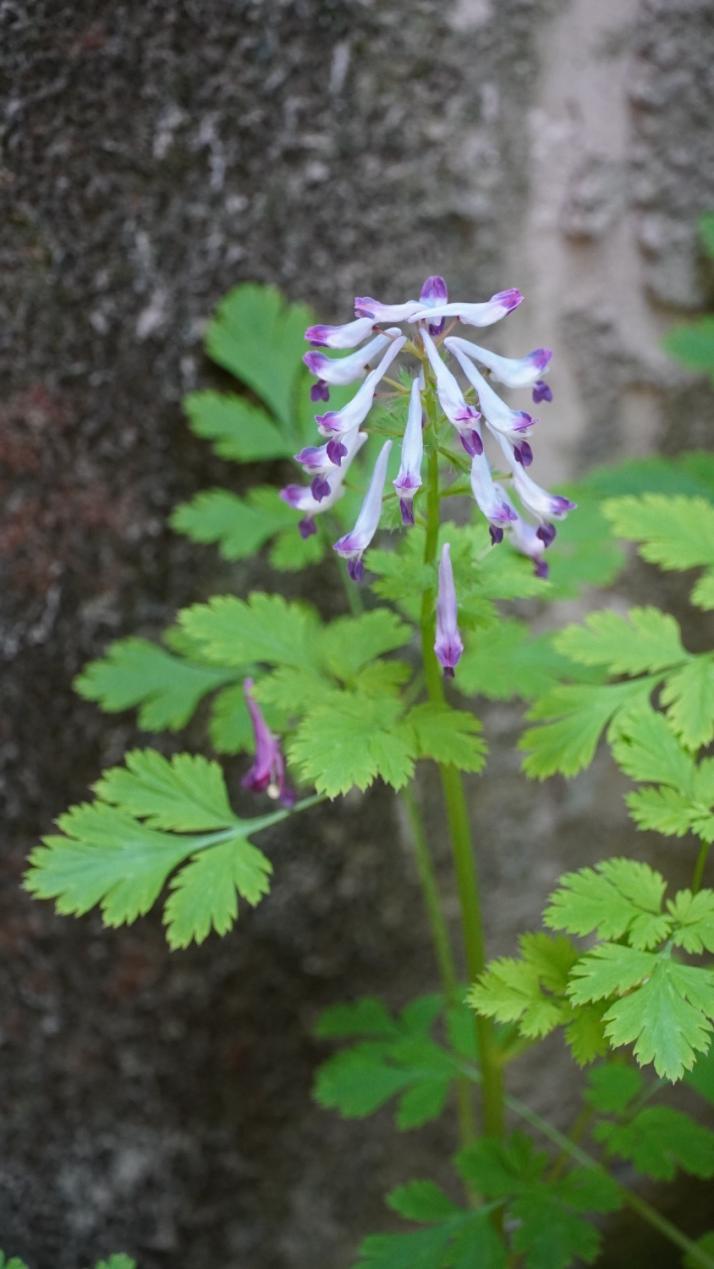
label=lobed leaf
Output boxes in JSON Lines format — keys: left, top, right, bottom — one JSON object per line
{"left": 93, "top": 749, "right": 237, "bottom": 831}
{"left": 555, "top": 607, "right": 687, "bottom": 676}
{"left": 544, "top": 858, "right": 669, "bottom": 950}
{"left": 179, "top": 592, "right": 323, "bottom": 670}
{"left": 520, "top": 679, "right": 654, "bottom": 779}
{"left": 595, "top": 1106, "right": 714, "bottom": 1181}
{"left": 407, "top": 703, "right": 487, "bottom": 773}
{"left": 183, "top": 389, "right": 289, "bottom": 461}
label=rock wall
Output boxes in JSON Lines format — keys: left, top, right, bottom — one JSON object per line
{"left": 1, "top": 1, "right": 713, "bottom": 1264}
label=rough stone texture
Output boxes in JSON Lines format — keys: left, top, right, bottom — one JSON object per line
{"left": 1, "top": 0, "right": 714, "bottom": 1265}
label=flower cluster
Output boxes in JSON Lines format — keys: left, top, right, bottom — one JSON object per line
{"left": 280, "top": 275, "right": 575, "bottom": 675}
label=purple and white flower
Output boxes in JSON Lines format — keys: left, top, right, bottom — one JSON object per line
{"left": 354, "top": 295, "right": 424, "bottom": 323}
{"left": 281, "top": 430, "right": 367, "bottom": 535}
{"left": 445, "top": 336, "right": 551, "bottom": 389}
{"left": 333, "top": 439, "right": 392, "bottom": 581}
{"left": 470, "top": 451, "right": 518, "bottom": 536}
{"left": 434, "top": 543, "right": 463, "bottom": 677}
{"left": 305, "top": 316, "right": 377, "bottom": 349}
{"left": 421, "top": 328, "right": 483, "bottom": 457}
{"left": 510, "top": 516, "right": 550, "bottom": 579}
{"left": 303, "top": 329, "right": 401, "bottom": 395}
{"left": 315, "top": 336, "right": 406, "bottom": 437}
{"left": 412, "top": 288, "right": 523, "bottom": 329}
{"left": 446, "top": 340, "right": 537, "bottom": 446}
{"left": 393, "top": 374, "right": 424, "bottom": 525}
{"left": 510, "top": 462, "right": 576, "bottom": 524}
{"left": 418, "top": 275, "right": 449, "bottom": 335}
{"left": 532, "top": 380, "right": 553, "bottom": 404}
{"left": 242, "top": 678, "right": 294, "bottom": 806}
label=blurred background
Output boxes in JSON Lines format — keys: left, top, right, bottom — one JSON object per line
{"left": 2, "top": 0, "right": 714, "bottom": 1265}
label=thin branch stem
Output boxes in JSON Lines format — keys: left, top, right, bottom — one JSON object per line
{"left": 692, "top": 841, "right": 711, "bottom": 893}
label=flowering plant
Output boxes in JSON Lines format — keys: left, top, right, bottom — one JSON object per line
{"left": 25, "top": 274, "right": 714, "bottom": 1267}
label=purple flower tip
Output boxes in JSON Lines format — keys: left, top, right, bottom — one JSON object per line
{"left": 494, "top": 288, "right": 523, "bottom": 311}
{"left": 443, "top": 665, "right": 455, "bottom": 679}
{"left": 534, "top": 559, "right": 549, "bottom": 579}
{"left": 419, "top": 275, "right": 448, "bottom": 304}
{"left": 315, "top": 411, "right": 339, "bottom": 434}
{"left": 537, "top": 522, "right": 557, "bottom": 547}
{"left": 513, "top": 411, "right": 535, "bottom": 432}
{"left": 280, "top": 484, "right": 302, "bottom": 508}
{"left": 530, "top": 348, "right": 553, "bottom": 372}
{"left": 489, "top": 525, "right": 504, "bottom": 545}
{"left": 460, "top": 429, "right": 484, "bottom": 457}
{"left": 347, "top": 557, "right": 365, "bottom": 582}
{"left": 311, "top": 475, "right": 331, "bottom": 502}
{"left": 400, "top": 497, "right": 415, "bottom": 526}
{"left": 326, "top": 439, "right": 347, "bottom": 466}
{"left": 532, "top": 380, "right": 553, "bottom": 404}
{"left": 552, "top": 495, "right": 577, "bottom": 514}
{"left": 514, "top": 441, "right": 533, "bottom": 467}
{"left": 354, "top": 297, "right": 376, "bottom": 318}
{"left": 298, "top": 517, "right": 317, "bottom": 539}
{"left": 310, "top": 379, "right": 330, "bottom": 402}
{"left": 305, "top": 325, "right": 328, "bottom": 347}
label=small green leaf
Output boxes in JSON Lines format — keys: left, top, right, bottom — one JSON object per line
{"left": 179, "top": 593, "right": 322, "bottom": 670}
{"left": 661, "top": 657, "right": 714, "bottom": 749}
{"left": 521, "top": 679, "right": 654, "bottom": 779}
{"left": 204, "top": 284, "right": 312, "bottom": 428}
{"left": 584, "top": 1062, "right": 644, "bottom": 1115}
{"left": 0, "top": 1255, "right": 29, "bottom": 1269}
{"left": 544, "top": 858, "right": 669, "bottom": 950}
{"left": 183, "top": 390, "right": 290, "bottom": 460}
{"left": 319, "top": 610, "right": 411, "bottom": 681}
{"left": 603, "top": 494, "right": 714, "bottom": 574}
{"left": 75, "top": 637, "right": 235, "bottom": 731}
{"left": 163, "top": 836, "right": 272, "bottom": 948}
{"left": 668, "top": 889, "right": 714, "bottom": 954}
{"left": 289, "top": 694, "right": 415, "bottom": 796}
{"left": 171, "top": 487, "right": 293, "bottom": 560}
{"left": 407, "top": 703, "right": 487, "bottom": 773}
{"left": 95, "top": 1257, "right": 136, "bottom": 1269}
{"left": 457, "top": 620, "right": 577, "bottom": 702}
{"left": 386, "top": 1180, "right": 461, "bottom": 1223}
{"left": 353, "top": 1227, "right": 455, "bottom": 1269}
{"left": 595, "top": 1106, "right": 714, "bottom": 1180}
{"left": 94, "top": 750, "right": 237, "bottom": 831}
{"left": 315, "top": 998, "right": 402, "bottom": 1041}
{"left": 555, "top": 607, "right": 687, "bottom": 676}
{"left": 664, "top": 318, "right": 714, "bottom": 377}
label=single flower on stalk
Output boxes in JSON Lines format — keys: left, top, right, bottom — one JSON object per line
{"left": 285, "top": 273, "right": 573, "bottom": 590}
{"left": 434, "top": 542, "right": 463, "bottom": 677}
{"left": 242, "top": 678, "right": 294, "bottom": 806}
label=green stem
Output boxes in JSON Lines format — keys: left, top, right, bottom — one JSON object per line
{"left": 401, "top": 784, "right": 475, "bottom": 1145}
{"left": 692, "top": 841, "right": 711, "bottom": 893}
{"left": 420, "top": 442, "right": 505, "bottom": 1140}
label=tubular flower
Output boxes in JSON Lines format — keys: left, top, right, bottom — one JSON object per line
{"left": 303, "top": 328, "right": 401, "bottom": 403}
{"left": 421, "top": 328, "right": 483, "bottom": 457}
{"left": 315, "top": 336, "right": 406, "bottom": 437}
{"left": 281, "top": 430, "right": 367, "bottom": 536}
{"left": 393, "top": 374, "right": 424, "bottom": 526}
{"left": 434, "top": 543, "right": 463, "bottom": 677}
{"left": 242, "top": 678, "right": 294, "bottom": 806}
{"left": 333, "top": 440, "right": 393, "bottom": 581}
{"left": 281, "top": 273, "right": 573, "bottom": 585}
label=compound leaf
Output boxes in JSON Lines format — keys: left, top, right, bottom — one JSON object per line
{"left": 93, "top": 749, "right": 237, "bottom": 831}
{"left": 521, "top": 679, "right": 653, "bottom": 779}
{"left": 595, "top": 1106, "right": 714, "bottom": 1181}
{"left": 407, "top": 703, "right": 487, "bottom": 773}
{"left": 556, "top": 607, "right": 686, "bottom": 676}
{"left": 183, "top": 389, "right": 289, "bottom": 461}
{"left": 544, "top": 859, "right": 669, "bottom": 950}
{"left": 603, "top": 494, "right": 714, "bottom": 574}
{"left": 163, "top": 836, "right": 272, "bottom": 948}
{"left": 289, "top": 694, "right": 415, "bottom": 796}
{"left": 179, "top": 593, "right": 322, "bottom": 670}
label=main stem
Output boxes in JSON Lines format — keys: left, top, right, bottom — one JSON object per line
{"left": 420, "top": 444, "right": 505, "bottom": 1139}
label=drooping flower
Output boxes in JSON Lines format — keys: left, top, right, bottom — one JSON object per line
{"left": 412, "top": 288, "right": 523, "bottom": 329}
{"left": 446, "top": 340, "right": 537, "bottom": 447}
{"left": 242, "top": 678, "right": 294, "bottom": 806}
{"left": 281, "top": 430, "right": 367, "bottom": 536}
{"left": 421, "top": 328, "right": 483, "bottom": 457}
{"left": 305, "top": 316, "right": 377, "bottom": 349}
{"left": 354, "top": 296, "right": 424, "bottom": 322}
{"left": 393, "top": 374, "right": 424, "bottom": 526}
{"left": 315, "top": 336, "right": 406, "bottom": 437}
{"left": 418, "top": 275, "right": 449, "bottom": 335}
{"left": 509, "top": 516, "right": 550, "bottom": 578}
{"left": 303, "top": 329, "right": 401, "bottom": 403}
{"left": 446, "top": 336, "right": 551, "bottom": 388}
{"left": 532, "top": 379, "right": 553, "bottom": 404}
{"left": 469, "top": 452, "right": 518, "bottom": 538}
{"left": 434, "top": 543, "right": 463, "bottom": 677}
{"left": 510, "top": 461, "right": 576, "bottom": 524}
{"left": 333, "top": 439, "right": 392, "bottom": 581}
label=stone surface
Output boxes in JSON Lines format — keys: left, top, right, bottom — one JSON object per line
{"left": 2, "top": 0, "right": 714, "bottom": 1265}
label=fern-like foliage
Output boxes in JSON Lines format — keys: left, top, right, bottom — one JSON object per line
{"left": 24, "top": 750, "right": 316, "bottom": 948}
{"left": 471, "top": 860, "right": 714, "bottom": 1081}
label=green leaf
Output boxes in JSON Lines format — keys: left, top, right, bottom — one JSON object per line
{"left": 0, "top": 1255, "right": 29, "bottom": 1269}
{"left": 661, "top": 657, "right": 714, "bottom": 749}
{"left": 626, "top": 785, "right": 699, "bottom": 837}
{"left": 289, "top": 693, "right": 415, "bottom": 796}
{"left": 521, "top": 679, "right": 654, "bottom": 779}
{"left": 686, "top": 1042, "right": 714, "bottom": 1105}
{"left": 315, "top": 998, "right": 401, "bottom": 1041}
{"left": 95, "top": 1258, "right": 136, "bottom": 1269}
{"left": 353, "top": 1227, "right": 455, "bottom": 1269}
{"left": 163, "top": 836, "right": 272, "bottom": 949}
{"left": 179, "top": 593, "right": 322, "bottom": 670}
{"left": 664, "top": 317, "right": 714, "bottom": 377}
{"left": 386, "top": 1181, "right": 461, "bottom": 1223}
{"left": 319, "top": 610, "right": 411, "bottom": 681}
{"left": 268, "top": 521, "right": 327, "bottom": 570}
{"left": 595, "top": 1106, "right": 714, "bottom": 1180}
{"left": 569, "top": 946, "right": 714, "bottom": 1081}
{"left": 171, "top": 487, "right": 293, "bottom": 560}
{"left": 555, "top": 607, "right": 687, "bottom": 675}
{"left": 700, "top": 213, "right": 714, "bottom": 259}
{"left": 610, "top": 704, "right": 695, "bottom": 788}
{"left": 603, "top": 494, "right": 714, "bottom": 574}
{"left": 684, "top": 1233, "right": 714, "bottom": 1269}
{"left": 204, "top": 284, "right": 312, "bottom": 428}
{"left": 75, "top": 637, "right": 235, "bottom": 731}
{"left": 457, "top": 621, "right": 577, "bottom": 702}
{"left": 584, "top": 1062, "right": 644, "bottom": 1115}
{"left": 668, "top": 889, "right": 714, "bottom": 953}
{"left": 407, "top": 703, "right": 487, "bottom": 773}
{"left": 544, "top": 858, "right": 670, "bottom": 950}
{"left": 93, "top": 750, "right": 237, "bottom": 831}
{"left": 468, "top": 934, "right": 578, "bottom": 1040}
{"left": 183, "top": 390, "right": 290, "bottom": 461}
